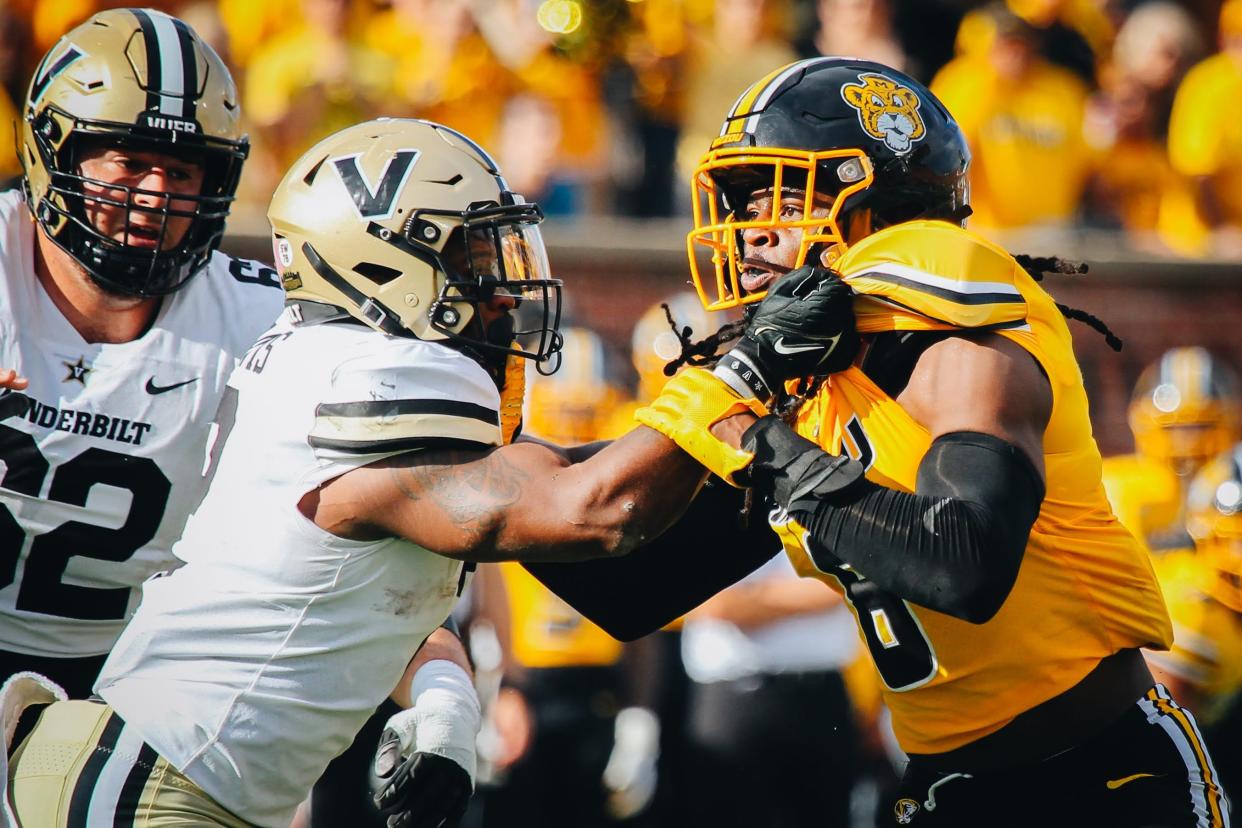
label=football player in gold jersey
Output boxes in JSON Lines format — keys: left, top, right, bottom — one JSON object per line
{"left": 1102, "top": 347, "right": 1242, "bottom": 553}
{"left": 619, "top": 57, "right": 1231, "bottom": 826}
{"left": 1148, "top": 443, "right": 1242, "bottom": 804}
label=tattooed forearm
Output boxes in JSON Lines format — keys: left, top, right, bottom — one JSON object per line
{"left": 385, "top": 448, "right": 529, "bottom": 536}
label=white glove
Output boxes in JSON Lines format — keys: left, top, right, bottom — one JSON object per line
{"left": 602, "top": 706, "right": 660, "bottom": 819}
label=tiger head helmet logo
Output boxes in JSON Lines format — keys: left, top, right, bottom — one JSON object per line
{"left": 841, "top": 73, "right": 927, "bottom": 155}
{"left": 894, "top": 798, "right": 921, "bottom": 824}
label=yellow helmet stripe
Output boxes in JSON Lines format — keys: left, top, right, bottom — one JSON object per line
{"left": 724, "top": 58, "right": 837, "bottom": 137}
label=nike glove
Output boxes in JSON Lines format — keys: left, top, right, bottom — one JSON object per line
{"left": 373, "top": 660, "right": 480, "bottom": 828}
{"left": 714, "top": 266, "right": 859, "bottom": 402}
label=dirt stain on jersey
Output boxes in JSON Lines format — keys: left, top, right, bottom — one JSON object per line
{"left": 376, "top": 587, "right": 421, "bottom": 617}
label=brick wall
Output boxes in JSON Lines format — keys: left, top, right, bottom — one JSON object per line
{"left": 223, "top": 220, "right": 1242, "bottom": 458}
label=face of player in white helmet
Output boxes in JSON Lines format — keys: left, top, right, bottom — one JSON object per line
{"left": 76, "top": 143, "right": 206, "bottom": 253}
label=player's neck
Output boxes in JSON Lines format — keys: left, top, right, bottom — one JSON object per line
{"left": 33, "top": 227, "right": 161, "bottom": 344}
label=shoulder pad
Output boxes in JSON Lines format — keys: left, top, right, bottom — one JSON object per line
{"left": 837, "top": 220, "right": 1016, "bottom": 285}
{"left": 837, "top": 221, "right": 1027, "bottom": 331}
{"left": 309, "top": 339, "right": 503, "bottom": 457}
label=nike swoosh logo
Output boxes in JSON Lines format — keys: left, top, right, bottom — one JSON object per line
{"left": 145, "top": 377, "right": 199, "bottom": 395}
{"left": 772, "top": 333, "right": 841, "bottom": 356}
{"left": 1105, "top": 773, "right": 1161, "bottom": 790}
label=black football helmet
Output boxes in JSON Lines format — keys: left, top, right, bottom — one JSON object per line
{"left": 687, "top": 57, "right": 971, "bottom": 310}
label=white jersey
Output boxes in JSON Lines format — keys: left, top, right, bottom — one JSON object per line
{"left": 97, "top": 305, "right": 500, "bottom": 828}
{"left": 0, "top": 190, "right": 284, "bottom": 657}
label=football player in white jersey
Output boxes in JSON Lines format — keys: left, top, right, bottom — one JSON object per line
{"left": 7, "top": 114, "right": 812, "bottom": 827}
{"left": 0, "top": 9, "right": 283, "bottom": 698}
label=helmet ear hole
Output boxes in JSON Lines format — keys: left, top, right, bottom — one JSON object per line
{"left": 352, "top": 262, "right": 401, "bottom": 286}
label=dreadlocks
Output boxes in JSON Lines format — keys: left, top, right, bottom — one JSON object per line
{"left": 1013, "top": 254, "right": 1124, "bottom": 352}
{"left": 657, "top": 304, "right": 747, "bottom": 377}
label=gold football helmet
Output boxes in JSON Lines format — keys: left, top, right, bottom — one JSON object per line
{"left": 1128, "top": 347, "right": 1242, "bottom": 477}
{"left": 687, "top": 57, "right": 970, "bottom": 311}
{"left": 22, "top": 9, "right": 248, "bottom": 296}
{"left": 268, "top": 118, "right": 563, "bottom": 368}
{"left": 525, "top": 327, "right": 624, "bottom": 445}
{"left": 1186, "top": 444, "right": 1242, "bottom": 613}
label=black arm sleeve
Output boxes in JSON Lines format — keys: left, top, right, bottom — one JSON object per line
{"left": 523, "top": 480, "right": 782, "bottom": 641}
{"left": 744, "top": 418, "right": 1045, "bottom": 624}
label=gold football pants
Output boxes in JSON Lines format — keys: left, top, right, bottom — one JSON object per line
{"left": 8, "top": 699, "right": 257, "bottom": 827}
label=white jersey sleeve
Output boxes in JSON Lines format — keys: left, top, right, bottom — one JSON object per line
{"left": 307, "top": 330, "right": 503, "bottom": 471}
{"left": 0, "top": 189, "right": 284, "bottom": 657}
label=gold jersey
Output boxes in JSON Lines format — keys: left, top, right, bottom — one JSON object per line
{"left": 1100, "top": 453, "right": 1186, "bottom": 553}
{"left": 1168, "top": 53, "right": 1242, "bottom": 230}
{"left": 772, "top": 221, "right": 1173, "bottom": 755}
{"left": 1148, "top": 550, "right": 1242, "bottom": 725}
{"left": 499, "top": 562, "right": 624, "bottom": 669}
{"left": 931, "top": 57, "right": 1091, "bottom": 229}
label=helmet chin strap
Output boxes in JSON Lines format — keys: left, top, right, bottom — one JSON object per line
{"left": 485, "top": 313, "right": 516, "bottom": 351}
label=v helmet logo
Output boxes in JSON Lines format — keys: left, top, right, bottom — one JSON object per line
{"left": 29, "top": 44, "right": 85, "bottom": 105}
{"left": 332, "top": 149, "right": 421, "bottom": 221}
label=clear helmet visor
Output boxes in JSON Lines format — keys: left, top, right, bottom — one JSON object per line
{"left": 435, "top": 206, "right": 563, "bottom": 368}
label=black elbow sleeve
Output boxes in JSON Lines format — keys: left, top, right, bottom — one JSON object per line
{"left": 744, "top": 419, "right": 1045, "bottom": 623}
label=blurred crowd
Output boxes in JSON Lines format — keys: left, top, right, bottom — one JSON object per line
{"left": 5, "top": 0, "right": 1242, "bottom": 256}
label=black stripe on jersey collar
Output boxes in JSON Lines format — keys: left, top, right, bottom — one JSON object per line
{"left": 316, "top": 398, "right": 500, "bottom": 425}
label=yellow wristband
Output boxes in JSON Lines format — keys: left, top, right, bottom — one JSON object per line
{"left": 634, "top": 367, "right": 767, "bottom": 485}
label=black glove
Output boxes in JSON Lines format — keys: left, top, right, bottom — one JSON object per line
{"left": 373, "top": 731, "right": 473, "bottom": 828}
{"left": 714, "top": 266, "right": 859, "bottom": 401}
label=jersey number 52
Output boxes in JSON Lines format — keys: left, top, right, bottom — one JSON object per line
{"left": 0, "top": 424, "right": 171, "bottom": 620}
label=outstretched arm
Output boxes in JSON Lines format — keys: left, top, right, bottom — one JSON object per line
{"left": 301, "top": 425, "right": 709, "bottom": 563}
{"left": 523, "top": 478, "right": 783, "bottom": 639}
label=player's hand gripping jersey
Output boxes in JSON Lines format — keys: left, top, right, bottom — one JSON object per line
{"left": 771, "top": 220, "right": 1173, "bottom": 755}
{"left": 95, "top": 304, "right": 499, "bottom": 827}
{"left": 0, "top": 190, "right": 283, "bottom": 658}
